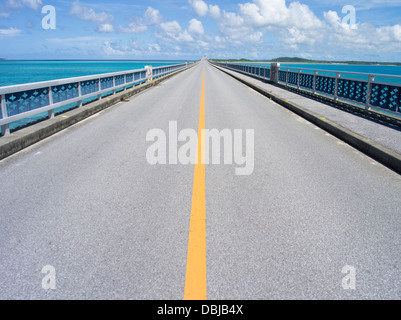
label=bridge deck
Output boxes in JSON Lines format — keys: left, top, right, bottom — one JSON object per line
{"left": 0, "top": 60, "right": 400, "bottom": 299}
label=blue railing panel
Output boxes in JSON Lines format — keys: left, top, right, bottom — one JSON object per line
{"left": 279, "top": 70, "right": 287, "bottom": 83}
{"left": 338, "top": 79, "right": 367, "bottom": 104}
{"left": 126, "top": 74, "right": 134, "bottom": 83}
{"left": 81, "top": 80, "right": 99, "bottom": 96}
{"left": 315, "top": 76, "right": 336, "bottom": 96}
{"left": 6, "top": 88, "right": 50, "bottom": 117}
{"left": 114, "top": 75, "right": 125, "bottom": 87}
{"left": 370, "top": 84, "right": 400, "bottom": 112}
{"left": 265, "top": 68, "right": 271, "bottom": 79}
{"left": 52, "top": 83, "right": 79, "bottom": 103}
{"left": 100, "top": 77, "right": 113, "bottom": 90}
{"left": 392, "top": 87, "right": 400, "bottom": 113}
{"left": 300, "top": 73, "right": 314, "bottom": 90}
{"left": 288, "top": 72, "right": 299, "bottom": 86}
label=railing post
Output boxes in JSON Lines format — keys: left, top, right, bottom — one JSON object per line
{"left": 286, "top": 68, "right": 289, "bottom": 86}
{"left": 297, "top": 70, "right": 301, "bottom": 89}
{"left": 145, "top": 66, "right": 153, "bottom": 83}
{"left": 78, "top": 82, "right": 83, "bottom": 107}
{"left": 313, "top": 71, "right": 318, "bottom": 94}
{"left": 1, "top": 94, "right": 10, "bottom": 136}
{"left": 334, "top": 72, "right": 340, "bottom": 101}
{"left": 366, "top": 75, "right": 375, "bottom": 110}
{"left": 97, "top": 79, "right": 102, "bottom": 100}
{"left": 112, "top": 77, "right": 116, "bottom": 95}
{"left": 270, "top": 63, "right": 280, "bottom": 84}
{"left": 48, "top": 87, "right": 55, "bottom": 119}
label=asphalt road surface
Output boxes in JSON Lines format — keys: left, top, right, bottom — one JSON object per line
{"left": 1, "top": 60, "right": 400, "bottom": 300}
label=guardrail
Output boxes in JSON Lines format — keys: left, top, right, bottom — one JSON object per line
{"left": 211, "top": 61, "right": 401, "bottom": 119}
{"left": 0, "top": 62, "right": 194, "bottom": 136}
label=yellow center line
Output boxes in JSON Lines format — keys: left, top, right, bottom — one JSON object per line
{"left": 184, "top": 67, "right": 207, "bottom": 300}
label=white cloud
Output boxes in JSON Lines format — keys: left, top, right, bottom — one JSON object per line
{"left": 188, "top": 18, "right": 204, "bottom": 36}
{"left": 188, "top": 0, "right": 221, "bottom": 19}
{"left": 160, "top": 20, "right": 182, "bottom": 35}
{"left": 148, "top": 43, "right": 161, "bottom": 53}
{"left": 4, "top": 0, "right": 42, "bottom": 10}
{"left": 0, "top": 11, "right": 10, "bottom": 18}
{"left": 97, "top": 24, "right": 115, "bottom": 33}
{"left": 48, "top": 36, "right": 106, "bottom": 44}
{"left": 281, "top": 27, "right": 318, "bottom": 49}
{"left": 119, "top": 7, "right": 163, "bottom": 34}
{"left": 323, "top": 10, "right": 401, "bottom": 52}
{"left": 209, "top": 4, "right": 221, "bottom": 19}
{"left": 144, "top": 7, "right": 162, "bottom": 25}
{"left": 218, "top": 11, "right": 262, "bottom": 45}
{"left": 103, "top": 41, "right": 127, "bottom": 56}
{"left": 189, "top": 0, "right": 209, "bottom": 17}
{"left": 0, "top": 27, "right": 22, "bottom": 37}
{"left": 101, "top": 39, "right": 183, "bottom": 58}
{"left": 221, "top": 11, "right": 245, "bottom": 29}
{"left": 21, "top": 0, "right": 42, "bottom": 10}
{"left": 4, "top": 0, "right": 41, "bottom": 10}
{"left": 119, "top": 23, "right": 148, "bottom": 34}
{"left": 174, "top": 30, "right": 194, "bottom": 42}
{"left": 239, "top": 0, "right": 287, "bottom": 27}
{"left": 157, "top": 20, "right": 196, "bottom": 43}
{"left": 70, "top": 0, "right": 114, "bottom": 24}
{"left": 0, "top": 0, "right": 42, "bottom": 16}
{"left": 3, "top": 0, "right": 22, "bottom": 9}
{"left": 239, "top": 0, "right": 322, "bottom": 29}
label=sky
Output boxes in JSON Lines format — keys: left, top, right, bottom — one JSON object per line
{"left": 0, "top": 0, "right": 401, "bottom": 61}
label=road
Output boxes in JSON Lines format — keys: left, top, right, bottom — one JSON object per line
{"left": 0, "top": 60, "right": 400, "bottom": 300}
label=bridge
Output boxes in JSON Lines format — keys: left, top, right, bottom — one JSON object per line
{"left": 0, "top": 59, "right": 401, "bottom": 300}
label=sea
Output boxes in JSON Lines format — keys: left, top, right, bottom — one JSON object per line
{"left": 0, "top": 60, "right": 193, "bottom": 87}
{"left": 0, "top": 60, "right": 192, "bottom": 133}
{"left": 1, "top": 60, "right": 401, "bottom": 87}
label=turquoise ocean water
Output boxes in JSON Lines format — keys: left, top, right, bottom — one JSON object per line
{"left": 1, "top": 60, "right": 400, "bottom": 87}
{"left": 0, "top": 60, "right": 192, "bottom": 87}
{"left": 0, "top": 60, "right": 192, "bottom": 133}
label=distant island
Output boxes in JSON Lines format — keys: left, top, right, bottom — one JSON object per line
{"left": 210, "top": 57, "right": 401, "bottom": 66}
{"left": 0, "top": 58, "right": 6, "bottom": 60}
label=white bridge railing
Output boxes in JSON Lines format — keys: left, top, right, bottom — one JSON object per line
{"left": 0, "top": 62, "right": 194, "bottom": 136}
{"left": 211, "top": 61, "right": 401, "bottom": 121}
